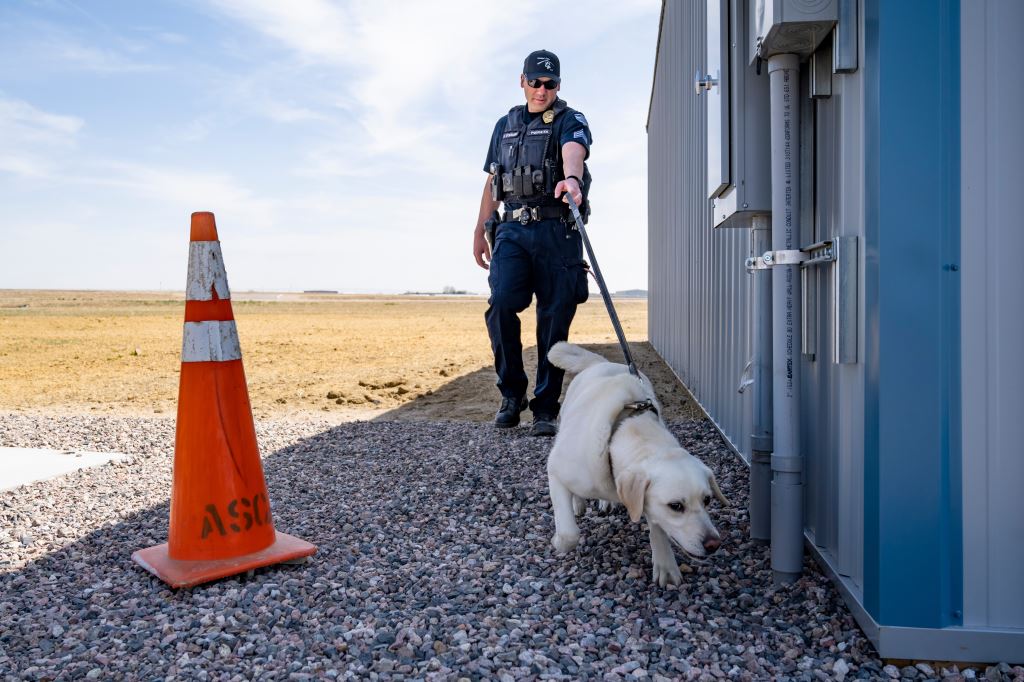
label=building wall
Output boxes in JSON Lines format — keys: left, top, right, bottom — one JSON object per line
{"left": 648, "top": 0, "right": 1023, "bottom": 658}
{"left": 960, "top": 0, "right": 1024, "bottom": 630}
{"left": 647, "top": 0, "right": 751, "bottom": 458}
{"left": 648, "top": 0, "right": 866, "bottom": 594}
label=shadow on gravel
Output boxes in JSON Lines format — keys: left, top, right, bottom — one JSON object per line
{"left": 0, "top": 412, "right": 885, "bottom": 680}
{"left": 373, "top": 342, "right": 704, "bottom": 424}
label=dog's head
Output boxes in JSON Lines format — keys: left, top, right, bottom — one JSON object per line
{"left": 616, "top": 452, "right": 728, "bottom": 557}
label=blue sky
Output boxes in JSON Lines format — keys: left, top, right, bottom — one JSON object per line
{"left": 0, "top": 0, "right": 660, "bottom": 293}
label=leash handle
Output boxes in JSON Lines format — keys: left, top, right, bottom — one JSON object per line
{"left": 566, "top": 194, "right": 638, "bottom": 377}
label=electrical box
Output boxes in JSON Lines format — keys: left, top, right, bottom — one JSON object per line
{"left": 702, "top": 0, "right": 772, "bottom": 228}
{"left": 751, "top": 0, "right": 838, "bottom": 60}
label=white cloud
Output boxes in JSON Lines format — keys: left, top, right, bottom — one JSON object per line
{"left": 203, "top": 2, "right": 510, "bottom": 145}
{"left": 0, "top": 95, "right": 336, "bottom": 238}
{"left": 205, "top": 0, "right": 355, "bottom": 65}
{"left": 80, "top": 161, "right": 282, "bottom": 232}
{"left": 0, "top": 96, "right": 84, "bottom": 137}
{"left": 0, "top": 95, "right": 83, "bottom": 179}
{"left": 33, "top": 38, "right": 160, "bottom": 72}
{"left": 201, "top": 0, "right": 659, "bottom": 169}
{"left": 262, "top": 100, "right": 331, "bottom": 124}
{"left": 0, "top": 155, "right": 52, "bottom": 178}
{"left": 151, "top": 30, "right": 189, "bottom": 45}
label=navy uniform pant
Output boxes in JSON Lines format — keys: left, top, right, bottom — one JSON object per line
{"left": 485, "top": 217, "right": 589, "bottom": 417}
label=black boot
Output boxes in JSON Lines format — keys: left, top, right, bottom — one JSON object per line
{"left": 494, "top": 396, "right": 527, "bottom": 428}
{"left": 530, "top": 412, "right": 558, "bottom": 437}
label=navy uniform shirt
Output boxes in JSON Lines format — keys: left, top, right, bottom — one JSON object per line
{"left": 482, "top": 100, "right": 593, "bottom": 182}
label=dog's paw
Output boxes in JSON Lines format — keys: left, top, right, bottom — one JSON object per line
{"left": 572, "top": 496, "right": 586, "bottom": 517}
{"left": 551, "top": 533, "right": 580, "bottom": 554}
{"left": 652, "top": 560, "right": 683, "bottom": 587}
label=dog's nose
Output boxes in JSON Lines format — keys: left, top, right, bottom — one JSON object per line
{"left": 702, "top": 536, "right": 721, "bottom": 555}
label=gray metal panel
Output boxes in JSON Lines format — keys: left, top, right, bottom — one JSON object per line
{"left": 810, "top": 36, "right": 833, "bottom": 98}
{"left": 706, "top": 0, "right": 730, "bottom": 198}
{"left": 800, "top": 71, "right": 841, "bottom": 560}
{"left": 830, "top": 66, "right": 865, "bottom": 590}
{"left": 801, "top": 47, "right": 866, "bottom": 592}
{"left": 648, "top": 0, "right": 751, "bottom": 458}
{"left": 961, "top": 0, "right": 1024, "bottom": 631}
{"left": 714, "top": 0, "right": 772, "bottom": 228}
{"left": 832, "top": 0, "right": 858, "bottom": 73}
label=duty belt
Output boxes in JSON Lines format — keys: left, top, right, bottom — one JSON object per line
{"left": 503, "top": 206, "right": 567, "bottom": 225}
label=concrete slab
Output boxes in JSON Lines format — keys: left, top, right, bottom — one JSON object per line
{"left": 0, "top": 447, "right": 129, "bottom": 492}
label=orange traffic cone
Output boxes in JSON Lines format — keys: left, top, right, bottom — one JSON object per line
{"left": 132, "top": 211, "right": 316, "bottom": 588}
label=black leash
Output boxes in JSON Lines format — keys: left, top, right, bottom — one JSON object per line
{"left": 565, "top": 194, "right": 639, "bottom": 378}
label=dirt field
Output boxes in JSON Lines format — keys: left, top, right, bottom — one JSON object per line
{"left": 0, "top": 290, "right": 702, "bottom": 422}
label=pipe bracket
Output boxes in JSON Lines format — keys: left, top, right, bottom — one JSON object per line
{"left": 745, "top": 239, "right": 842, "bottom": 272}
{"left": 746, "top": 249, "right": 809, "bottom": 271}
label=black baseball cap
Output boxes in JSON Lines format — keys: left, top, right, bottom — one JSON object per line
{"left": 523, "top": 49, "right": 560, "bottom": 82}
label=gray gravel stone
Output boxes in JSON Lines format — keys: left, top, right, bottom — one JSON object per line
{"left": 0, "top": 413, "right": 1016, "bottom": 681}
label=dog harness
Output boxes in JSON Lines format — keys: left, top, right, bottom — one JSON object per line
{"left": 607, "top": 399, "right": 660, "bottom": 482}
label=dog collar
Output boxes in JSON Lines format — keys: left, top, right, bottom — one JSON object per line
{"left": 608, "top": 399, "right": 660, "bottom": 482}
{"left": 620, "top": 400, "right": 658, "bottom": 416}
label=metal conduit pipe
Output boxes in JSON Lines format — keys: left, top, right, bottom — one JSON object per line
{"left": 767, "top": 53, "right": 804, "bottom": 585}
{"left": 749, "top": 214, "right": 773, "bottom": 544}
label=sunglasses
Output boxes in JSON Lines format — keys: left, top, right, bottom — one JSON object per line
{"left": 526, "top": 78, "right": 558, "bottom": 90}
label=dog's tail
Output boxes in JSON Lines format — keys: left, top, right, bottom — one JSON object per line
{"left": 547, "top": 342, "right": 608, "bottom": 373}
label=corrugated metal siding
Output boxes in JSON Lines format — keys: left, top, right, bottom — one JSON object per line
{"left": 961, "top": 0, "right": 1024, "bottom": 630}
{"left": 648, "top": 0, "right": 751, "bottom": 458}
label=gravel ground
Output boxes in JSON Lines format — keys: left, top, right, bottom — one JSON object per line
{"left": 1, "top": 413, "right": 1021, "bottom": 681}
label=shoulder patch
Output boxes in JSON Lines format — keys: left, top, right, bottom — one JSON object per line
{"left": 574, "top": 112, "right": 588, "bottom": 126}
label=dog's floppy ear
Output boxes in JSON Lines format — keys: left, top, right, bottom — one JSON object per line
{"left": 616, "top": 470, "right": 650, "bottom": 523}
{"left": 710, "top": 473, "right": 730, "bottom": 507}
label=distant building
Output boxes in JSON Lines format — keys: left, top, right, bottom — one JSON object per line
{"left": 647, "top": 0, "right": 1022, "bottom": 662}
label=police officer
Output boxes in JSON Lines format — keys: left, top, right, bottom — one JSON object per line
{"left": 473, "top": 49, "right": 593, "bottom": 437}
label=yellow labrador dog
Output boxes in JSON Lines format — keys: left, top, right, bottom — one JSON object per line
{"left": 546, "top": 342, "right": 728, "bottom": 587}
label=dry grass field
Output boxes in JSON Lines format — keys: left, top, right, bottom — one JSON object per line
{"left": 0, "top": 290, "right": 701, "bottom": 423}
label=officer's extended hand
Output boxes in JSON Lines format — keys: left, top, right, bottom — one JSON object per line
{"left": 473, "top": 228, "right": 491, "bottom": 270}
{"left": 554, "top": 177, "right": 583, "bottom": 208}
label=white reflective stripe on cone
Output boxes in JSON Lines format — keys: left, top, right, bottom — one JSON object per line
{"left": 186, "top": 241, "right": 231, "bottom": 301}
{"left": 181, "top": 321, "right": 242, "bottom": 362}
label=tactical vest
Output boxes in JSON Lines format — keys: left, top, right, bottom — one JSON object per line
{"left": 490, "top": 99, "right": 591, "bottom": 210}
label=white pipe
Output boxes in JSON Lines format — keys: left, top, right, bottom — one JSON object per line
{"left": 767, "top": 53, "right": 804, "bottom": 584}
